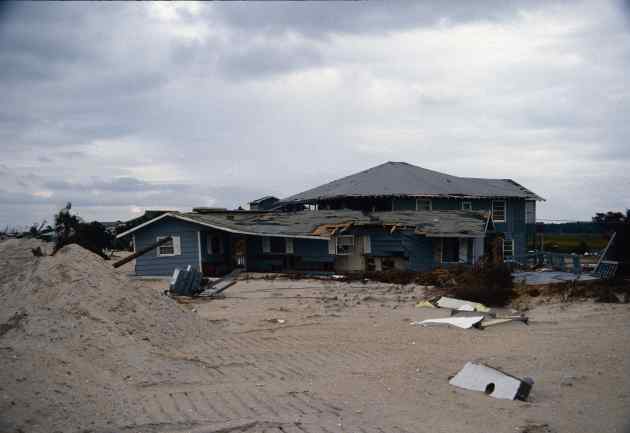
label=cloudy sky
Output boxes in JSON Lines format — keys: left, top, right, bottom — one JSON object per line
{"left": 1, "top": 1, "right": 629, "bottom": 228}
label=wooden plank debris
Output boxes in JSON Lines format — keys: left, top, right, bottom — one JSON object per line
{"left": 112, "top": 236, "right": 172, "bottom": 268}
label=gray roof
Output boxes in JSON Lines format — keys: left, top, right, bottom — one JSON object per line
{"left": 281, "top": 161, "right": 543, "bottom": 204}
{"left": 177, "top": 209, "right": 490, "bottom": 239}
{"left": 249, "top": 195, "right": 279, "bottom": 205}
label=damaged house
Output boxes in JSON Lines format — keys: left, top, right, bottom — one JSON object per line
{"left": 117, "top": 161, "right": 542, "bottom": 277}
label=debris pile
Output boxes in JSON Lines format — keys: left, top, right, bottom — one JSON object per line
{"left": 413, "top": 296, "right": 528, "bottom": 329}
{"left": 169, "top": 265, "right": 203, "bottom": 296}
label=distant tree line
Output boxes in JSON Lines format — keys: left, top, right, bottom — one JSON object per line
{"left": 541, "top": 221, "right": 603, "bottom": 234}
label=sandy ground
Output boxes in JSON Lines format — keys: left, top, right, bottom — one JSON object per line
{"left": 1, "top": 240, "right": 630, "bottom": 433}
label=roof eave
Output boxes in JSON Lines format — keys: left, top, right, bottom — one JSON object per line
{"left": 116, "top": 212, "right": 330, "bottom": 240}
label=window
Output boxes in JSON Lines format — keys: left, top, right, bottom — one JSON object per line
{"left": 416, "top": 199, "right": 432, "bottom": 211}
{"left": 270, "top": 238, "right": 285, "bottom": 254}
{"left": 262, "top": 237, "right": 287, "bottom": 254}
{"left": 492, "top": 200, "right": 506, "bottom": 222}
{"left": 382, "top": 258, "right": 395, "bottom": 271}
{"left": 157, "top": 236, "right": 181, "bottom": 256}
{"left": 207, "top": 235, "right": 224, "bottom": 255}
{"left": 461, "top": 201, "right": 472, "bottom": 211}
{"left": 525, "top": 200, "right": 536, "bottom": 224}
{"left": 503, "top": 239, "right": 515, "bottom": 259}
{"left": 336, "top": 235, "right": 354, "bottom": 255}
{"left": 442, "top": 238, "right": 459, "bottom": 263}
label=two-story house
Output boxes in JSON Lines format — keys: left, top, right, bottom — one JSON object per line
{"left": 275, "top": 161, "right": 543, "bottom": 261}
{"left": 117, "top": 161, "right": 542, "bottom": 277}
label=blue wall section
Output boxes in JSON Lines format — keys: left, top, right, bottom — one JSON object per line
{"left": 368, "top": 229, "right": 435, "bottom": 271}
{"left": 132, "top": 216, "right": 335, "bottom": 275}
{"left": 370, "top": 231, "right": 406, "bottom": 255}
{"left": 294, "top": 239, "right": 333, "bottom": 262}
{"left": 130, "top": 196, "right": 529, "bottom": 276}
{"left": 134, "top": 217, "right": 201, "bottom": 276}
{"left": 402, "top": 233, "right": 435, "bottom": 272}
{"left": 392, "top": 197, "right": 528, "bottom": 257}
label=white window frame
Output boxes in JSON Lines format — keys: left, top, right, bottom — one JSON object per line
{"left": 525, "top": 200, "right": 536, "bottom": 224}
{"left": 157, "top": 235, "right": 180, "bottom": 257}
{"left": 286, "top": 238, "right": 294, "bottom": 255}
{"left": 492, "top": 200, "right": 506, "bottom": 223}
{"left": 503, "top": 239, "right": 515, "bottom": 259}
{"left": 416, "top": 198, "right": 432, "bottom": 211}
{"left": 461, "top": 201, "right": 472, "bottom": 211}
{"left": 336, "top": 235, "right": 355, "bottom": 255}
{"left": 262, "top": 237, "right": 271, "bottom": 253}
{"left": 207, "top": 234, "right": 224, "bottom": 256}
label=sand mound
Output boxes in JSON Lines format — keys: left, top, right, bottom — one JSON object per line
{"left": 0, "top": 239, "right": 216, "bottom": 433}
{"left": 0, "top": 239, "right": 204, "bottom": 344}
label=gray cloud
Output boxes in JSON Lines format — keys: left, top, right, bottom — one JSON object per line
{"left": 208, "top": 1, "right": 552, "bottom": 37}
{"left": 0, "top": 0, "right": 629, "bottom": 227}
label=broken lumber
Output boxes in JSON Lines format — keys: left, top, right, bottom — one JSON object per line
{"left": 112, "top": 236, "right": 172, "bottom": 268}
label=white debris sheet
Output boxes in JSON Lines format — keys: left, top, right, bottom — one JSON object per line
{"left": 410, "top": 316, "right": 485, "bottom": 329}
{"left": 449, "top": 362, "right": 534, "bottom": 401}
{"left": 435, "top": 296, "right": 491, "bottom": 312}
{"left": 416, "top": 296, "right": 491, "bottom": 313}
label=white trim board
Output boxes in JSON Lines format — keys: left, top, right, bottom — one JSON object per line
{"left": 116, "top": 212, "right": 330, "bottom": 240}
{"left": 197, "top": 231, "right": 203, "bottom": 273}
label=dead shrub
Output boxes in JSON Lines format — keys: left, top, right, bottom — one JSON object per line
{"left": 451, "top": 263, "right": 515, "bottom": 307}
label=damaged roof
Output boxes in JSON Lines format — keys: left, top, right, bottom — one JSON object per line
{"left": 118, "top": 209, "right": 491, "bottom": 240}
{"left": 280, "top": 161, "right": 544, "bottom": 204}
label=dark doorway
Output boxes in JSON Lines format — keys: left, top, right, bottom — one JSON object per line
{"left": 443, "top": 238, "right": 459, "bottom": 262}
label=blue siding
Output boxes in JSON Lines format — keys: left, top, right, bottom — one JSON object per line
{"left": 388, "top": 197, "right": 529, "bottom": 257}
{"left": 294, "top": 239, "right": 333, "bottom": 263}
{"left": 134, "top": 217, "right": 201, "bottom": 276}
{"left": 370, "top": 231, "right": 406, "bottom": 255}
{"left": 132, "top": 217, "right": 333, "bottom": 275}
{"left": 402, "top": 234, "right": 435, "bottom": 272}
{"left": 130, "top": 195, "right": 530, "bottom": 276}
{"left": 368, "top": 230, "right": 435, "bottom": 272}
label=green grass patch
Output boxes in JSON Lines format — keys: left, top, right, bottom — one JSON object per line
{"left": 543, "top": 233, "right": 608, "bottom": 254}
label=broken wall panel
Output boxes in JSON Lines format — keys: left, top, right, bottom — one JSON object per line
{"left": 449, "top": 362, "right": 533, "bottom": 401}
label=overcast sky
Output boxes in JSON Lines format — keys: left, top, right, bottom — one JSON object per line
{"left": 1, "top": 1, "right": 629, "bottom": 228}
